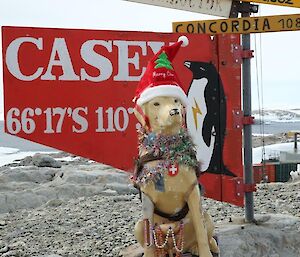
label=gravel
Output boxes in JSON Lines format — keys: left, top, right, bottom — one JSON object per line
{"left": 0, "top": 178, "right": 299, "bottom": 257}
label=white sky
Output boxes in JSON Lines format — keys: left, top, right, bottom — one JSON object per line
{"left": 0, "top": 0, "right": 299, "bottom": 121}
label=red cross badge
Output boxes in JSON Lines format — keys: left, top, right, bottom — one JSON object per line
{"left": 168, "top": 163, "right": 179, "bottom": 177}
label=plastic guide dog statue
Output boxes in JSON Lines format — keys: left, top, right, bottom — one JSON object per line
{"left": 131, "top": 36, "right": 219, "bottom": 257}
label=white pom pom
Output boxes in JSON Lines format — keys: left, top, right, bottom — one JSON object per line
{"left": 178, "top": 35, "right": 189, "bottom": 47}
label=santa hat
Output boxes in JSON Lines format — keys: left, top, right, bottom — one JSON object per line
{"left": 133, "top": 36, "right": 189, "bottom": 107}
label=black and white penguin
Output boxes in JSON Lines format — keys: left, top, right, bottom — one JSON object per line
{"left": 184, "top": 61, "right": 236, "bottom": 177}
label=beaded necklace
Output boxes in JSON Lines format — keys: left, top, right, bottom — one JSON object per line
{"left": 133, "top": 128, "right": 201, "bottom": 186}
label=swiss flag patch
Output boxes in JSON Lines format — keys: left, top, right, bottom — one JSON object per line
{"left": 168, "top": 163, "right": 179, "bottom": 177}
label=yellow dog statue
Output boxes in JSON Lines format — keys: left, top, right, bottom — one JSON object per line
{"left": 131, "top": 36, "right": 219, "bottom": 257}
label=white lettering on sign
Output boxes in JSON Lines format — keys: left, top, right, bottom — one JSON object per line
{"left": 173, "top": 13, "right": 300, "bottom": 34}
{"left": 5, "top": 37, "right": 167, "bottom": 82}
{"left": 6, "top": 106, "right": 134, "bottom": 134}
{"left": 113, "top": 41, "right": 147, "bottom": 81}
{"left": 72, "top": 107, "right": 89, "bottom": 133}
{"left": 95, "top": 107, "right": 132, "bottom": 132}
{"left": 6, "top": 37, "right": 44, "bottom": 81}
{"left": 41, "top": 38, "right": 80, "bottom": 81}
{"left": 80, "top": 40, "right": 113, "bottom": 82}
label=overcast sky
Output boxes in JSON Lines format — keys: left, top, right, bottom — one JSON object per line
{"left": 0, "top": 0, "right": 299, "bottom": 120}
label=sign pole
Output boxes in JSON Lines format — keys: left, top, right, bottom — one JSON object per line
{"left": 241, "top": 3, "right": 255, "bottom": 223}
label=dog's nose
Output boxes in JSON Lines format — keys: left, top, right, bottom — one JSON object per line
{"left": 169, "top": 108, "right": 180, "bottom": 116}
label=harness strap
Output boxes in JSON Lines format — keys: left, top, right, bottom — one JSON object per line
{"left": 154, "top": 181, "right": 198, "bottom": 222}
{"left": 184, "top": 181, "right": 199, "bottom": 201}
{"left": 133, "top": 152, "right": 163, "bottom": 182}
{"left": 154, "top": 203, "right": 189, "bottom": 222}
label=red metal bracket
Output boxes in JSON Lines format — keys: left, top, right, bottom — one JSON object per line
{"left": 233, "top": 110, "right": 255, "bottom": 129}
{"left": 232, "top": 44, "right": 254, "bottom": 64}
{"left": 241, "top": 50, "right": 254, "bottom": 59}
{"left": 243, "top": 116, "right": 255, "bottom": 125}
{"left": 234, "top": 177, "right": 257, "bottom": 197}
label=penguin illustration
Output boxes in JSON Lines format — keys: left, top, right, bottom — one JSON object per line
{"left": 184, "top": 61, "right": 236, "bottom": 177}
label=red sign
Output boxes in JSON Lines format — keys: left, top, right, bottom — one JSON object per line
{"left": 2, "top": 26, "right": 243, "bottom": 206}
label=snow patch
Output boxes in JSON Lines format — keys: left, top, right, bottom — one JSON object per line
{"left": 54, "top": 156, "right": 81, "bottom": 162}
{"left": 0, "top": 146, "right": 20, "bottom": 155}
{"left": 252, "top": 133, "right": 274, "bottom": 137}
{"left": 253, "top": 142, "right": 298, "bottom": 164}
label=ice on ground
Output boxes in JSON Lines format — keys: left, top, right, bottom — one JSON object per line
{"left": 54, "top": 156, "right": 81, "bottom": 162}
{"left": 252, "top": 133, "right": 274, "bottom": 137}
{"left": 253, "top": 142, "right": 298, "bottom": 164}
{"left": 0, "top": 147, "right": 58, "bottom": 167}
{"left": 0, "top": 146, "right": 20, "bottom": 155}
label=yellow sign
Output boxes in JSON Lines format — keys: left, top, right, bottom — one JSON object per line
{"left": 173, "top": 14, "right": 300, "bottom": 34}
{"left": 241, "top": 0, "right": 300, "bottom": 8}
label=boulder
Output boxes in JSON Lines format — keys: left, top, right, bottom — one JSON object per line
{"left": 32, "top": 154, "right": 62, "bottom": 168}
{"left": 216, "top": 214, "right": 300, "bottom": 257}
{"left": 0, "top": 160, "right": 134, "bottom": 214}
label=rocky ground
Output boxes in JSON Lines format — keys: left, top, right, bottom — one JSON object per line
{"left": 0, "top": 143, "right": 300, "bottom": 257}
{"left": 252, "top": 132, "right": 296, "bottom": 148}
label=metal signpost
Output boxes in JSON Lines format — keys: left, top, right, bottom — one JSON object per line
{"left": 241, "top": 2, "right": 255, "bottom": 223}
{"left": 239, "top": 0, "right": 300, "bottom": 225}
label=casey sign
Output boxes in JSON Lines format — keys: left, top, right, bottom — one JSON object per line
{"left": 2, "top": 27, "right": 243, "bottom": 206}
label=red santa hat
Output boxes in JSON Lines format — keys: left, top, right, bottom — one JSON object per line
{"left": 133, "top": 36, "right": 189, "bottom": 107}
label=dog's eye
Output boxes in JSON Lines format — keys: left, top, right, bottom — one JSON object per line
{"left": 153, "top": 102, "right": 160, "bottom": 106}
{"left": 174, "top": 99, "right": 178, "bottom": 103}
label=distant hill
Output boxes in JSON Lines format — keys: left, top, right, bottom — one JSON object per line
{"left": 253, "top": 109, "right": 300, "bottom": 124}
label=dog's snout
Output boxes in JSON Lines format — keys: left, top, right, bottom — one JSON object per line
{"left": 169, "top": 108, "right": 180, "bottom": 116}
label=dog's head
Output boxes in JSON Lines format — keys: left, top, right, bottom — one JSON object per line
{"left": 134, "top": 96, "right": 184, "bottom": 135}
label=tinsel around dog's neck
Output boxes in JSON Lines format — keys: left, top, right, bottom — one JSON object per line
{"left": 137, "top": 127, "right": 200, "bottom": 170}
{"left": 132, "top": 128, "right": 201, "bottom": 186}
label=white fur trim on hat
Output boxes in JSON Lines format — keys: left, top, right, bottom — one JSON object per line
{"left": 178, "top": 36, "right": 189, "bottom": 47}
{"left": 136, "top": 85, "right": 189, "bottom": 107}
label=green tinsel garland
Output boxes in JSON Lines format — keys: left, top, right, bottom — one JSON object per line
{"left": 133, "top": 128, "right": 201, "bottom": 185}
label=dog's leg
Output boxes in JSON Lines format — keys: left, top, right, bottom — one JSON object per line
{"left": 204, "top": 211, "right": 219, "bottom": 254}
{"left": 141, "top": 192, "right": 156, "bottom": 257}
{"left": 187, "top": 186, "right": 213, "bottom": 257}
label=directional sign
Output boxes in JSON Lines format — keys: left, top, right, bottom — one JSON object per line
{"left": 241, "top": 0, "right": 300, "bottom": 8}
{"left": 124, "top": 0, "right": 234, "bottom": 17}
{"left": 173, "top": 13, "right": 300, "bottom": 34}
{"left": 2, "top": 27, "right": 244, "bottom": 206}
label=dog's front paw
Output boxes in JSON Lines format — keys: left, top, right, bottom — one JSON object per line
{"left": 189, "top": 245, "right": 198, "bottom": 255}
{"left": 143, "top": 247, "right": 156, "bottom": 257}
